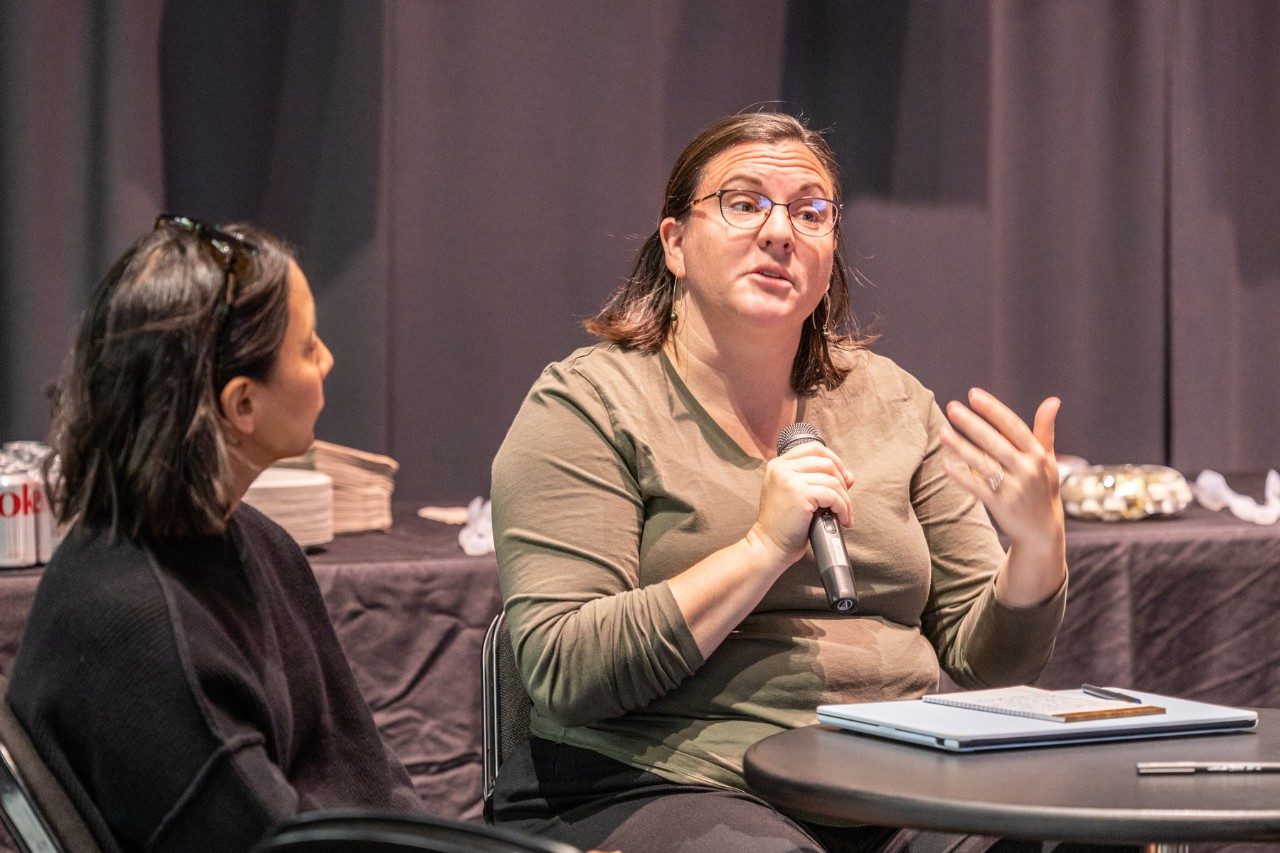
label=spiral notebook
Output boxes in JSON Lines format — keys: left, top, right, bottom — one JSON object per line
{"left": 921, "top": 685, "right": 1165, "bottom": 723}
{"left": 817, "top": 689, "right": 1256, "bottom": 753}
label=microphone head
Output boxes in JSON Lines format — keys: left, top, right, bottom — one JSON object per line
{"left": 777, "top": 422, "right": 825, "bottom": 456}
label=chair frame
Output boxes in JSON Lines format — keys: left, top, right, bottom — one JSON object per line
{"left": 0, "top": 672, "right": 98, "bottom": 853}
{"left": 254, "top": 808, "right": 580, "bottom": 853}
{"left": 481, "top": 610, "right": 533, "bottom": 812}
{"left": 0, "top": 740, "right": 63, "bottom": 853}
{"left": 480, "top": 610, "right": 504, "bottom": 807}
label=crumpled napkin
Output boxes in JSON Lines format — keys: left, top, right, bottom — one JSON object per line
{"left": 458, "top": 496, "right": 494, "bottom": 555}
{"left": 1191, "top": 470, "right": 1280, "bottom": 524}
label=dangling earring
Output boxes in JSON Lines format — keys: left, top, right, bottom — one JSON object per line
{"left": 669, "top": 277, "right": 681, "bottom": 322}
{"left": 810, "top": 290, "right": 832, "bottom": 336}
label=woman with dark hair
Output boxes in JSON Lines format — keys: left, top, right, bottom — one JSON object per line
{"left": 7, "top": 217, "right": 421, "bottom": 851}
{"left": 490, "top": 113, "right": 1070, "bottom": 852}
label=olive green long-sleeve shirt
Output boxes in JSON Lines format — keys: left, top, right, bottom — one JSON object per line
{"left": 492, "top": 344, "right": 1065, "bottom": 791}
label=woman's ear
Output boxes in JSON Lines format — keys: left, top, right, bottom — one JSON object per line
{"left": 659, "top": 216, "right": 686, "bottom": 280}
{"left": 219, "top": 376, "right": 257, "bottom": 439}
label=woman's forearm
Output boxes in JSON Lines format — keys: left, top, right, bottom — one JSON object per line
{"left": 995, "top": 531, "right": 1067, "bottom": 607}
{"left": 666, "top": 526, "right": 794, "bottom": 659}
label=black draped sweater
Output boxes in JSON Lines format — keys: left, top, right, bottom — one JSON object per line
{"left": 7, "top": 504, "right": 421, "bottom": 852}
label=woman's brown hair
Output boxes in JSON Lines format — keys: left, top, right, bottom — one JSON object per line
{"left": 585, "top": 112, "right": 873, "bottom": 393}
{"left": 45, "top": 220, "right": 294, "bottom": 540}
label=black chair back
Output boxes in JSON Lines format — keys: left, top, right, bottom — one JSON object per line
{"left": 0, "top": 676, "right": 100, "bottom": 853}
{"left": 481, "top": 611, "right": 531, "bottom": 813}
{"left": 253, "top": 809, "right": 579, "bottom": 853}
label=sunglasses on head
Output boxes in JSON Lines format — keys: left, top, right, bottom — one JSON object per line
{"left": 154, "top": 214, "right": 260, "bottom": 379}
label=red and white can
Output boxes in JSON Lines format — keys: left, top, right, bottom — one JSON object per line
{"left": 2, "top": 441, "right": 49, "bottom": 462}
{"left": 2, "top": 444, "right": 62, "bottom": 563}
{"left": 27, "top": 466, "right": 63, "bottom": 563}
{"left": 0, "top": 464, "right": 38, "bottom": 568}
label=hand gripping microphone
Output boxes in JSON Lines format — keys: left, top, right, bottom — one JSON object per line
{"left": 776, "top": 423, "right": 858, "bottom": 613}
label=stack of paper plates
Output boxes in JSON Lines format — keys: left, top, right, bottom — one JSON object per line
{"left": 311, "top": 441, "right": 397, "bottom": 533}
{"left": 243, "top": 468, "right": 334, "bottom": 547}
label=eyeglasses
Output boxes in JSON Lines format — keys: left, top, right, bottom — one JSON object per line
{"left": 688, "top": 188, "right": 841, "bottom": 237}
{"left": 154, "top": 214, "right": 259, "bottom": 377}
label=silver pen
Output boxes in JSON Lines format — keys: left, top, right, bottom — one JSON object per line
{"left": 1081, "top": 683, "right": 1142, "bottom": 703}
{"left": 1137, "top": 761, "right": 1280, "bottom": 775}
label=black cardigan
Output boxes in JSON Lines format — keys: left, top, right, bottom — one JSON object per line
{"left": 7, "top": 504, "right": 421, "bottom": 851}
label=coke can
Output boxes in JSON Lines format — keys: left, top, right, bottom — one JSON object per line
{"left": 2, "top": 443, "right": 62, "bottom": 563}
{"left": 28, "top": 465, "right": 63, "bottom": 563}
{"left": 2, "top": 441, "right": 50, "bottom": 463}
{"left": 0, "top": 463, "right": 38, "bottom": 568}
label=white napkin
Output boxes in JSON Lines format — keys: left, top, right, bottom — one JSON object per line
{"left": 1192, "top": 470, "right": 1280, "bottom": 524}
{"left": 458, "top": 496, "right": 494, "bottom": 555}
{"left": 417, "top": 505, "right": 470, "bottom": 525}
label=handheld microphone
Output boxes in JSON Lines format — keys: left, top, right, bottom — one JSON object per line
{"left": 776, "top": 423, "right": 858, "bottom": 613}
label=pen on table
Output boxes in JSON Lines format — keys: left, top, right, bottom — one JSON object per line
{"left": 1137, "top": 761, "right": 1280, "bottom": 775}
{"left": 1081, "top": 684, "right": 1142, "bottom": 704}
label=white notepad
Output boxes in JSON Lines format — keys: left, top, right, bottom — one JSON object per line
{"left": 817, "top": 689, "right": 1256, "bottom": 752}
{"left": 921, "top": 685, "right": 1166, "bottom": 723}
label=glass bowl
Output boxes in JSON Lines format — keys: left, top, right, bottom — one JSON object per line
{"left": 1060, "top": 464, "right": 1192, "bottom": 521}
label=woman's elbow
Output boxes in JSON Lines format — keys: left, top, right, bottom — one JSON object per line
{"left": 528, "top": 680, "right": 620, "bottom": 728}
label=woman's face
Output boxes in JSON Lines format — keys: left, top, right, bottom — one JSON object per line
{"left": 661, "top": 140, "right": 837, "bottom": 338}
{"left": 245, "top": 260, "right": 334, "bottom": 463}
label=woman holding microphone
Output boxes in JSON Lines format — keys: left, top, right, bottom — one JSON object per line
{"left": 491, "top": 112, "right": 1068, "bottom": 852}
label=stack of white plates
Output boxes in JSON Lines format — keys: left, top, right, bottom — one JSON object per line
{"left": 243, "top": 468, "right": 334, "bottom": 547}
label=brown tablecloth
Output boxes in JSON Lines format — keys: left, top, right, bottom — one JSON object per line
{"left": 0, "top": 480, "right": 1277, "bottom": 824}
{"left": 299, "top": 505, "right": 503, "bottom": 819}
{"left": 1041, "top": 472, "right": 1280, "bottom": 705}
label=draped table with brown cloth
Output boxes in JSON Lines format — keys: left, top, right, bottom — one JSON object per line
{"left": 306, "top": 504, "right": 503, "bottom": 819}
{"left": 0, "top": 479, "right": 1278, "bottom": 821}
{"left": 1038, "top": 472, "right": 1280, "bottom": 706}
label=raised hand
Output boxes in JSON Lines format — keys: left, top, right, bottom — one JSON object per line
{"left": 940, "top": 388, "right": 1065, "bottom": 605}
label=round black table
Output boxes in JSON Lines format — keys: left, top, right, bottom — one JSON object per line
{"left": 744, "top": 709, "right": 1280, "bottom": 851}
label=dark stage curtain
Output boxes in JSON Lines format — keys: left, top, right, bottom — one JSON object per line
{"left": 2, "top": 1, "right": 1277, "bottom": 502}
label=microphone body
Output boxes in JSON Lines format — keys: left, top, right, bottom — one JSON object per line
{"left": 776, "top": 423, "right": 858, "bottom": 613}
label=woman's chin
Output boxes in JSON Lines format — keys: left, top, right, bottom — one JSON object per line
{"left": 733, "top": 301, "right": 808, "bottom": 331}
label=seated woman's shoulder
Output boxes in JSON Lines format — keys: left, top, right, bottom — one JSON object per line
{"left": 30, "top": 527, "right": 167, "bottom": 630}
{"left": 834, "top": 346, "right": 929, "bottom": 401}
{"left": 10, "top": 528, "right": 183, "bottom": 708}
{"left": 536, "top": 342, "right": 661, "bottom": 394}
{"left": 558, "top": 342, "right": 648, "bottom": 373}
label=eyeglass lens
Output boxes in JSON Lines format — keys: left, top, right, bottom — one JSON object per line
{"left": 717, "top": 190, "right": 838, "bottom": 236}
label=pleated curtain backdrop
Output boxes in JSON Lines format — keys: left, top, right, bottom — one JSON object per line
{"left": 1, "top": 0, "right": 1277, "bottom": 502}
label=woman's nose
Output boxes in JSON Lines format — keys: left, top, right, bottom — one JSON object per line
{"left": 320, "top": 340, "right": 334, "bottom": 377}
{"left": 757, "top": 203, "right": 795, "bottom": 249}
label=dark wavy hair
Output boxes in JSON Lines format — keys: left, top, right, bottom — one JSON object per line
{"left": 45, "top": 221, "right": 294, "bottom": 540}
{"left": 585, "top": 112, "right": 874, "bottom": 393}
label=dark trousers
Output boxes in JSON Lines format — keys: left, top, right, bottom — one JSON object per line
{"left": 490, "top": 737, "right": 1134, "bottom": 853}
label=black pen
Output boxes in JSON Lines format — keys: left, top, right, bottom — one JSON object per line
{"left": 1138, "top": 761, "right": 1280, "bottom": 775}
{"left": 1081, "top": 684, "right": 1142, "bottom": 704}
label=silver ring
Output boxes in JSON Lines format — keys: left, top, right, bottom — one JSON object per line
{"left": 986, "top": 467, "right": 1005, "bottom": 492}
